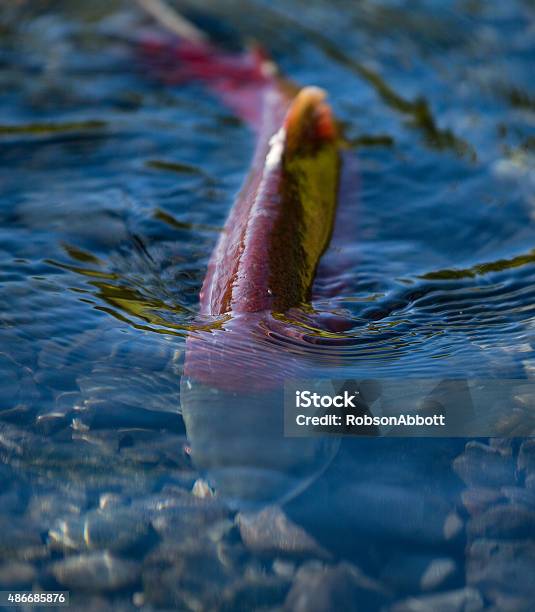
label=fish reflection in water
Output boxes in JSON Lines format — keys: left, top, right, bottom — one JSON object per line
{"left": 181, "top": 314, "right": 341, "bottom": 507}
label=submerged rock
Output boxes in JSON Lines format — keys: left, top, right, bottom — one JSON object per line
{"left": 99, "top": 492, "right": 128, "bottom": 510}
{"left": 0, "top": 561, "right": 37, "bottom": 589}
{"left": 0, "top": 517, "right": 48, "bottom": 562}
{"left": 461, "top": 487, "right": 503, "bottom": 516}
{"left": 146, "top": 491, "right": 229, "bottom": 539}
{"left": 419, "top": 558, "right": 459, "bottom": 592}
{"left": 390, "top": 587, "right": 483, "bottom": 612}
{"left": 284, "top": 561, "right": 388, "bottom": 612}
{"left": 50, "top": 551, "right": 140, "bottom": 591}
{"left": 142, "top": 545, "right": 231, "bottom": 610}
{"left": 237, "top": 506, "right": 330, "bottom": 560}
{"left": 68, "top": 594, "right": 136, "bottom": 612}
{"left": 273, "top": 559, "right": 296, "bottom": 579}
{"left": 467, "top": 504, "right": 535, "bottom": 539}
{"left": 466, "top": 538, "right": 535, "bottom": 606}
{"left": 48, "top": 507, "right": 152, "bottom": 553}
{"left": 454, "top": 438, "right": 535, "bottom": 611}
{"left": 518, "top": 439, "right": 535, "bottom": 476}
{"left": 501, "top": 486, "right": 535, "bottom": 508}
{"left": 192, "top": 478, "right": 214, "bottom": 499}
{"left": 221, "top": 570, "right": 291, "bottom": 611}
{"left": 453, "top": 442, "right": 515, "bottom": 489}
{"left": 380, "top": 553, "right": 459, "bottom": 594}
{"left": 27, "top": 489, "right": 87, "bottom": 530}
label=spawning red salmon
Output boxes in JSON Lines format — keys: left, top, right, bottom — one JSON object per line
{"left": 139, "top": 5, "right": 343, "bottom": 504}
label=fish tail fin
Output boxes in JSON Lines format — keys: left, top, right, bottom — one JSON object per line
{"left": 136, "top": 0, "right": 207, "bottom": 43}
{"left": 137, "top": 4, "right": 274, "bottom": 105}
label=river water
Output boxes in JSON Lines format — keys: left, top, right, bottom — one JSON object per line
{"left": 1, "top": 1, "right": 534, "bottom": 610}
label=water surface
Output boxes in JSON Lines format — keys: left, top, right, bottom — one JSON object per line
{"left": 0, "top": 0, "right": 534, "bottom": 609}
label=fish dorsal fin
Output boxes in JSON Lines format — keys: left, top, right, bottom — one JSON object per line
{"left": 283, "top": 86, "right": 337, "bottom": 159}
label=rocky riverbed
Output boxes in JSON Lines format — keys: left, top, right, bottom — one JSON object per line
{"left": 1, "top": 417, "right": 534, "bottom": 611}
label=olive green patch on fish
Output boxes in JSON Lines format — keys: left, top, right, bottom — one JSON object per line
{"left": 268, "top": 88, "right": 340, "bottom": 312}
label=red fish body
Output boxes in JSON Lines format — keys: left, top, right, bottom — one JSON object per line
{"left": 142, "top": 35, "right": 341, "bottom": 385}
{"left": 141, "top": 31, "right": 342, "bottom": 504}
{"left": 201, "top": 85, "right": 338, "bottom": 316}
{"left": 185, "top": 82, "right": 340, "bottom": 390}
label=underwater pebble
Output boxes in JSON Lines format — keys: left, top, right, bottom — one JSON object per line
{"left": 467, "top": 503, "right": 535, "bottom": 539}
{"left": 461, "top": 487, "right": 504, "bottom": 516}
{"left": 99, "top": 492, "right": 128, "bottom": 510}
{"left": 50, "top": 551, "right": 140, "bottom": 591}
{"left": 118, "top": 432, "right": 189, "bottom": 468}
{"left": 0, "top": 517, "right": 48, "bottom": 562}
{"left": 518, "top": 439, "right": 535, "bottom": 475}
{"left": 237, "top": 506, "right": 330, "bottom": 559}
{"left": 488, "top": 438, "right": 514, "bottom": 452}
{"left": 35, "top": 412, "right": 71, "bottom": 436}
{"left": 485, "top": 593, "right": 534, "bottom": 612}
{"left": 27, "top": 489, "right": 87, "bottom": 528}
{"left": 55, "top": 390, "right": 82, "bottom": 412}
{"left": 380, "top": 553, "right": 458, "bottom": 593}
{"left": 216, "top": 538, "right": 247, "bottom": 571}
{"left": 150, "top": 507, "right": 226, "bottom": 540}
{"left": 142, "top": 545, "right": 231, "bottom": 610}
{"left": 466, "top": 538, "right": 535, "bottom": 606}
{"left": 453, "top": 441, "right": 515, "bottom": 488}
{"left": 494, "top": 409, "right": 535, "bottom": 437}
{"left": 443, "top": 511, "right": 463, "bottom": 541}
{"left": 144, "top": 538, "right": 206, "bottom": 567}
{"left": 273, "top": 559, "right": 296, "bottom": 579}
{"left": 420, "top": 558, "right": 458, "bottom": 591}
{"left": 0, "top": 423, "right": 36, "bottom": 457}
{"left": 68, "top": 594, "right": 136, "bottom": 612}
{"left": 501, "top": 486, "right": 535, "bottom": 508}
{"left": 138, "top": 489, "right": 229, "bottom": 538}
{"left": 48, "top": 507, "right": 151, "bottom": 553}
{"left": 222, "top": 570, "right": 291, "bottom": 611}
{"left": 390, "top": 587, "right": 483, "bottom": 612}
{"left": 0, "top": 561, "right": 37, "bottom": 589}
{"left": 192, "top": 478, "right": 213, "bottom": 498}
{"left": 71, "top": 429, "right": 120, "bottom": 455}
{"left": 284, "top": 561, "right": 388, "bottom": 612}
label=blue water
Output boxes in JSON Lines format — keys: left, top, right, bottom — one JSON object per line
{"left": 0, "top": 0, "right": 534, "bottom": 608}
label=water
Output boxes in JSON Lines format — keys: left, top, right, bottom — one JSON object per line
{"left": 1, "top": 0, "right": 534, "bottom": 609}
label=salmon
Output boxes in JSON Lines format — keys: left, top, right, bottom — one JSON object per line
{"left": 201, "top": 86, "right": 340, "bottom": 315}
{"left": 141, "top": 29, "right": 342, "bottom": 384}
{"left": 139, "top": 7, "right": 342, "bottom": 504}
